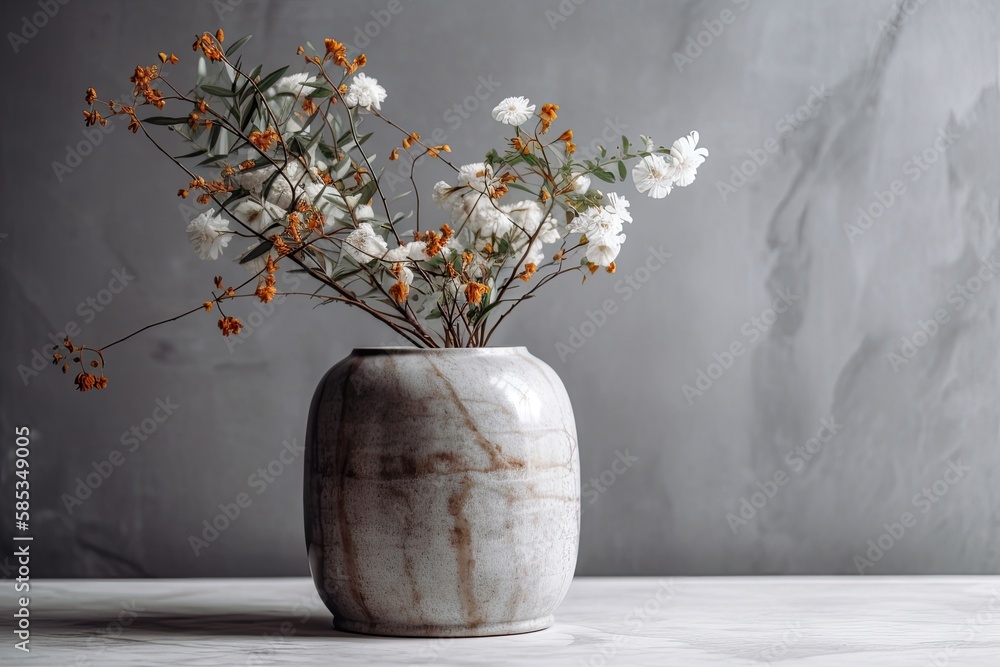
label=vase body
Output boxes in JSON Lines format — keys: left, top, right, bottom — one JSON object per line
{"left": 304, "top": 347, "right": 580, "bottom": 637}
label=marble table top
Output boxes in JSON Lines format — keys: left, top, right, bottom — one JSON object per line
{"left": 5, "top": 576, "right": 1000, "bottom": 666}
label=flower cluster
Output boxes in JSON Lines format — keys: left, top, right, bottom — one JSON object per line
{"left": 68, "top": 30, "right": 707, "bottom": 388}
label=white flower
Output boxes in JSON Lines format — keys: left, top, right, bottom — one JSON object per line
{"left": 267, "top": 73, "right": 317, "bottom": 99}
{"left": 585, "top": 231, "right": 625, "bottom": 267}
{"left": 344, "top": 222, "right": 388, "bottom": 263}
{"left": 491, "top": 96, "right": 535, "bottom": 127}
{"left": 302, "top": 179, "right": 346, "bottom": 216}
{"left": 186, "top": 208, "right": 231, "bottom": 260}
{"left": 569, "top": 172, "right": 591, "bottom": 195}
{"left": 632, "top": 154, "right": 673, "bottom": 199}
{"left": 666, "top": 131, "right": 709, "bottom": 187}
{"left": 233, "top": 165, "right": 277, "bottom": 195}
{"left": 255, "top": 161, "right": 306, "bottom": 210}
{"left": 456, "top": 162, "right": 495, "bottom": 194}
{"left": 383, "top": 241, "right": 427, "bottom": 263}
{"left": 474, "top": 205, "right": 514, "bottom": 240}
{"left": 502, "top": 200, "right": 560, "bottom": 244}
{"left": 604, "top": 193, "right": 632, "bottom": 223}
{"left": 432, "top": 181, "right": 457, "bottom": 207}
{"left": 569, "top": 206, "right": 623, "bottom": 240}
{"left": 231, "top": 200, "right": 285, "bottom": 234}
{"left": 382, "top": 245, "right": 409, "bottom": 262}
{"left": 405, "top": 240, "right": 428, "bottom": 260}
{"left": 354, "top": 203, "right": 375, "bottom": 220}
{"left": 523, "top": 240, "right": 546, "bottom": 266}
{"left": 502, "top": 200, "right": 544, "bottom": 233}
{"left": 344, "top": 72, "right": 387, "bottom": 111}
{"left": 535, "top": 217, "right": 561, "bottom": 244}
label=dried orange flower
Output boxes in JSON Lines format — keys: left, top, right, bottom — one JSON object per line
{"left": 158, "top": 52, "right": 179, "bottom": 64}
{"left": 74, "top": 372, "right": 97, "bottom": 392}
{"left": 271, "top": 234, "right": 291, "bottom": 256}
{"left": 557, "top": 129, "right": 573, "bottom": 142}
{"left": 518, "top": 263, "right": 537, "bottom": 282}
{"left": 82, "top": 109, "right": 107, "bottom": 127}
{"left": 552, "top": 250, "right": 564, "bottom": 261}
{"left": 177, "top": 189, "right": 189, "bottom": 198}
{"left": 248, "top": 127, "right": 279, "bottom": 152}
{"left": 388, "top": 280, "right": 409, "bottom": 304}
{"left": 464, "top": 281, "right": 490, "bottom": 305}
{"left": 255, "top": 274, "right": 277, "bottom": 303}
{"left": 95, "top": 376, "right": 109, "bottom": 389}
{"left": 540, "top": 188, "right": 550, "bottom": 202}
{"left": 214, "top": 276, "right": 224, "bottom": 288}
{"left": 215, "top": 29, "right": 225, "bottom": 43}
{"left": 606, "top": 261, "right": 616, "bottom": 274}
{"left": 586, "top": 261, "right": 599, "bottom": 275}
{"left": 511, "top": 136, "right": 529, "bottom": 154}
{"left": 402, "top": 132, "right": 421, "bottom": 149}
{"left": 192, "top": 32, "right": 224, "bottom": 62}
{"left": 218, "top": 316, "right": 244, "bottom": 337}
{"left": 353, "top": 54, "right": 367, "bottom": 69}
{"left": 324, "top": 38, "right": 349, "bottom": 68}
{"left": 417, "top": 224, "right": 453, "bottom": 257}
{"left": 388, "top": 147, "right": 399, "bottom": 161}
{"left": 203, "top": 301, "right": 214, "bottom": 312}
{"left": 85, "top": 87, "right": 98, "bottom": 104}
{"left": 539, "top": 103, "right": 559, "bottom": 133}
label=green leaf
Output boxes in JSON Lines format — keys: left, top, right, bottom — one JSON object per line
{"left": 592, "top": 167, "right": 616, "bottom": 183}
{"left": 257, "top": 66, "right": 290, "bottom": 93}
{"left": 207, "top": 123, "right": 222, "bottom": 153}
{"left": 622, "top": 135, "right": 630, "bottom": 154}
{"left": 239, "top": 239, "right": 274, "bottom": 264}
{"left": 175, "top": 148, "right": 208, "bottom": 159}
{"left": 302, "top": 81, "right": 335, "bottom": 98}
{"left": 522, "top": 153, "right": 541, "bottom": 167}
{"left": 240, "top": 96, "right": 259, "bottom": 132}
{"left": 506, "top": 182, "right": 536, "bottom": 195}
{"left": 197, "top": 155, "right": 225, "bottom": 167}
{"left": 225, "top": 34, "right": 252, "bottom": 57}
{"left": 617, "top": 160, "right": 627, "bottom": 180}
{"left": 200, "top": 84, "right": 237, "bottom": 98}
{"left": 353, "top": 178, "right": 379, "bottom": 205}
{"left": 143, "top": 116, "right": 189, "bottom": 126}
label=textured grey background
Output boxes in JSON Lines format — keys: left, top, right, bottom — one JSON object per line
{"left": 2, "top": 0, "right": 999, "bottom": 577}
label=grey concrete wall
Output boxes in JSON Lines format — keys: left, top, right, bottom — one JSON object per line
{"left": 3, "top": 0, "right": 1000, "bottom": 577}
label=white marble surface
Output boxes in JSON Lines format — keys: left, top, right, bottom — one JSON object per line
{"left": 5, "top": 576, "right": 1000, "bottom": 665}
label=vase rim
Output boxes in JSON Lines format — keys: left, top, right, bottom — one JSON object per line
{"left": 352, "top": 346, "right": 528, "bottom": 355}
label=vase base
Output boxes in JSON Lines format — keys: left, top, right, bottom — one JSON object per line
{"left": 332, "top": 615, "right": 554, "bottom": 637}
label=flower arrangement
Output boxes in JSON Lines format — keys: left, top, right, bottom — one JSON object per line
{"left": 61, "top": 30, "right": 707, "bottom": 391}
